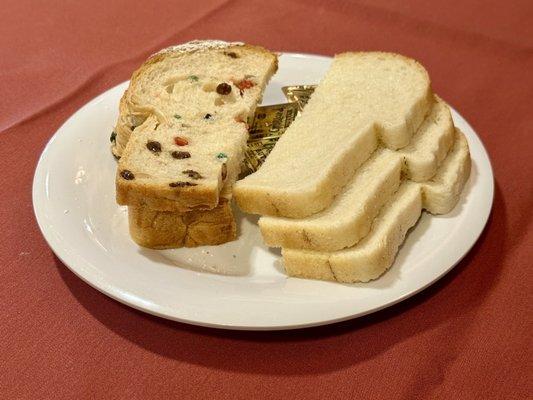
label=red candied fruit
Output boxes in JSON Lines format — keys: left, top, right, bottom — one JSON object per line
{"left": 174, "top": 136, "right": 189, "bottom": 146}
{"left": 234, "top": 79, "right": 255, "bottom": 90}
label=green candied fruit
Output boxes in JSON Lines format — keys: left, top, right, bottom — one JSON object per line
{"left": 110, "top": 131, "right": 117, "bottom": 143}
{"left": 188, "top": 75, "right": 199, "bottom": 82}
{"left": 216, "top": 152, "right": 228, "bottom": 159}
{"left": 173, "top": 114, "right": 181, "bottom": 120}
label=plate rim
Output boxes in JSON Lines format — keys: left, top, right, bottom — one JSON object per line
{"left": 32, "top": 52, "right": 494, "bottom": 330}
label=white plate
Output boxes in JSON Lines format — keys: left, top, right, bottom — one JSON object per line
{"left": 33, "top": 53, "right": 493, "bottom": 330}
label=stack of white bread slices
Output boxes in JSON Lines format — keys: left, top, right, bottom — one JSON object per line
{"left": 113, "top": 40, "right": 278, "bottom": 248}
{"left": 234, "top": 52, "right": 471, "bottom": 283}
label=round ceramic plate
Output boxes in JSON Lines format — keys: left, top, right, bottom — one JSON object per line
{"left": 33, "top": 53, "right": 493, "bottom": 330}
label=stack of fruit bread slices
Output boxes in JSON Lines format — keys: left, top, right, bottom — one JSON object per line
{"left": 234, "top": 52, "right": 471, "bottom": 283}
{"left": 113, "top": 40, "right": 278, "bottom": 248}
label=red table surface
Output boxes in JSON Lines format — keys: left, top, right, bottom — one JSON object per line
{"left": 1, "top": 1, "right": 532, "bottom": 399}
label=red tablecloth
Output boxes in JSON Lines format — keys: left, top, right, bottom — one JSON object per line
{"left": 1, "top": 1, "right": 531, "bottom": 398}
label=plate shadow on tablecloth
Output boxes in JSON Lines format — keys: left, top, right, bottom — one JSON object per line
{"left": 55, "top": 182, "right": 506, "bottom": 377}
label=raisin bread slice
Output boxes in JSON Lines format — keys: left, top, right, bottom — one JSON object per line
{"left": 234, "top": 52, "right": 433, "bottom": 218}
{"left": 115, "top": 41, "right": 278, "bottom": 212}
{"left": 126, "top": 139, "right": 245, "bottom": 248}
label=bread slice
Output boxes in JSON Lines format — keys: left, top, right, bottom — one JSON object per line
{"left": 398, "top": 96, "right": 454, "bottom": 182}
{"left": 282, "top": 130, "right": 470, "bottom": 283}
{"left": 258, "top": 96, "right": 454, "bottom": 251}
{"left": 259, "top": 149, "right": 402, "bottom": 251}
{"left": 128, "top": 199, "right": 236, "bottom": 249}
{"left": 115, "top": 40, "right": 278, "bottom": 212}
{"left": 283, "top": 182, "right": 422, "bottom": 282}
{"left": 422, "top": 129, "right": 471, "bottom": 213}
{"left": 234, "top": 52, "right": 433, "bottom": 218}
{"left": 126, "top": 143, "right": 244, "bottom": 249}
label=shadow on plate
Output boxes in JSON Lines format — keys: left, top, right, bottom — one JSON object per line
{"left": 56, "top": 182, "right": 505, "bottom": 377}
{"left": 134, "top": 209, "right": 261, "bottom": 276}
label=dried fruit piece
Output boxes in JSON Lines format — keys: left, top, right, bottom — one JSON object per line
{"left": 174, "top": 114, "right": 181, "bottom": 120}
{"left": 224, "top": 51, "right": 238, "bottom": 59}
{"left": 182, "top": 169, "right": 203, "bottom": 179}
{"left": 188, "top": 75, "right": 199, "bottom": 82}
{"left": 217, "top": 152, "right": 227, "bottom": 159}
{"left": 169, "top": 181, "right": 197, "bottom": 188}
{"left": 216, "top": 82, "right": 232, "bottom": 95}
{"left": 174, "top": 136, "right": 189, "bottom": 146}
{"left": 110, "top": 131, "right": 117, "bottom": 143}
{"left": 204, "top": 113, "right": 213, "bottom": 120}
{"left": 235, "top": 79, "right": 255, "bottom": 90}
{"left": 120, "top": 170, "right": 135, "bottom": 180}
{"left": 146, "top": 141, "right": 162, "bottom": 153}
{"left": 221, "top": 163, "right": 227, "bottom": 180}
{"left": 172, "top": 151, "right": 191, "bottom": 159}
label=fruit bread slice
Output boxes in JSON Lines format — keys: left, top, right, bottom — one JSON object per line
{"left": 115, "top": 40, "right": 278, "bottom": 212}
{"left": 126, "top": 143, "right": 244, "bottom": 248}
{"left": 282, "top": 130, "right": 470, "bottom": 283}
{"left": 258, "top": 96, "right": 454, "bottom": 252}
{"left": 234, "top": 52, "right": 433, "bottom": 218}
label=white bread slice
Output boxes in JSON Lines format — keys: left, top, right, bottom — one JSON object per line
{"left": 398, "top": 96, "right": 454, "bottom": 182}
{"left": 259, "top": 149, "right": 402, "bottom": 251}
{"left": 283, "top": 182, "right": 422, "bottom": 282}
{"left": 234, "top": 52, "right": 433, "bottom": 218}
{"left": 115, "top": 41, "right": 278, "bottom": 212}
{"left": 282, "top": 130, "right": 470, "bottom": 283}
{"left": 422, "top": 129, "right": 471, "bottom": 214}
{"left": 258, "top": 96, "right": 454, "bottom": 252}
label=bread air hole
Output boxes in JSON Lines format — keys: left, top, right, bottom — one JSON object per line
{"left": 202, "top": 82, "right": 217, "bottom": 92}
{"left": 215, "top": 96, "right": 236, "bottom": 106}
{"left": 163, "top": 75, "right": 195, "bottom": 94}
{"left": 130, "top": 114, "right": 149, "bottom": 128}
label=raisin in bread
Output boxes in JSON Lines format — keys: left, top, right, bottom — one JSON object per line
{"left": 114, "top": 40, "right": 278, "bottom": 212}
{"left": 234, "top": 52, "right": 432, "bottom": 218}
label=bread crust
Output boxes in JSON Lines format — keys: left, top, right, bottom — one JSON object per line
{"left": 128, "top": 199, "right": 237, "bottom": 249}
